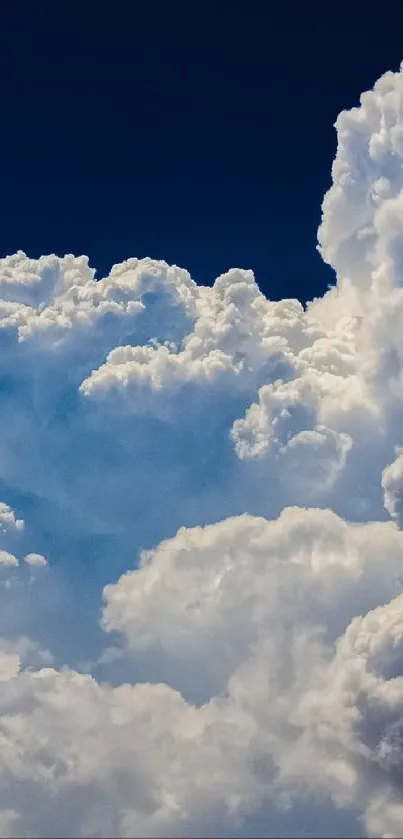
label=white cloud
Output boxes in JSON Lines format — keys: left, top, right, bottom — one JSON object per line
{"left": 0, "top": 651, "right": 20, "bottom": 681}
{"left": 24, "top": 553, "right": 47, "bottom": 567}
{"left": 2, "top": 60, "right": 403, "bottom": 837}
{"left": 383, "top": 447, "right": 403, "bottom": 522}
{"left": 293, "top": 592, "right": 403, "bottom": 836}
{"left": 0, "top": 551, "right": 18, "bottom": 567}
{"left": 103, "top": 508, "right": 403, "bottom": 702}
{"left": 0, "top": 508, "right": 401, "bottom": 837}
{"left": 0, "top": 503, "right": 24, "bottom": 535}
{"left": 79, "top": 272, "right": 309, "bottom": 405}
{"left": 100, "top": 509, "right": 403, "bottom": 838}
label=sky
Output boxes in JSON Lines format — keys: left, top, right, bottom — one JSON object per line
{"left": 4, "top": 5, "right": 403, "bottom": 839}
{"left": 2, "top": 2, "right": 403, "bottom": 300}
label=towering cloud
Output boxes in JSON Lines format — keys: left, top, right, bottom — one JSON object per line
{"left": 1, "top": 62, "right": 403, "bottom": 837}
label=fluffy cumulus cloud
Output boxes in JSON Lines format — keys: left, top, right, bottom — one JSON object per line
{"left": 3, "top": 62, "right": 403, "bottom": 838}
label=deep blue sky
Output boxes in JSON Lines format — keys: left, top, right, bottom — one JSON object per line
{"left": 2, "top": 2, "right": 403, "bottom": 302}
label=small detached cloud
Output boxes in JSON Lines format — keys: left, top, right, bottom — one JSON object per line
{"left": 24, "top": 553, "right": 47, "bottom": 567}
{"left": 0, "top": 551, "right": 18, "bottom": 567}
{"left": 0, "top": 502, "right": 24, "bottom": 534}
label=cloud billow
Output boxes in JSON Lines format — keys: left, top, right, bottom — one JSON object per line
{"left": 3, "top": 63, "right": 403, "bottom": 838}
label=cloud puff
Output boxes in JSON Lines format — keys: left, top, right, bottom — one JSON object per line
{"left": 2, "top": 61, "right": 403, "bottom": 837}
{"left": 295, "top": 592, "right": 403, "bottom": 836}
{"left": 0, "top": 503, "right": 23, "bottom": 535}
{"left": 383, "top": 447, "right": 403, "bottom": 522}
{"left": 103, "top": 508, "right": 403, "bottom": 702}
{"left": 23, "top": 553, "right": 47, "bottom": 567}
{"left": 0, "top": 503, "right": 47, "bottom": 573}
{"left": 0, "top": 551, "right": 18, "bottom": 567}
{"left": 0, "top": 651, "right": 20, "bottom": 680}
{"left": 0, "top": 508, "right": 402, "bottom": 837}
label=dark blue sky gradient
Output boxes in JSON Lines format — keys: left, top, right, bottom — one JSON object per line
{"left": 2, "top": 2, "right": 403, "bottom": 301}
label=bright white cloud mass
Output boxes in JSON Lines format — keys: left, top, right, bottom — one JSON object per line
{"left": 3, "top": 64, "right": 403, "bottom": 839}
